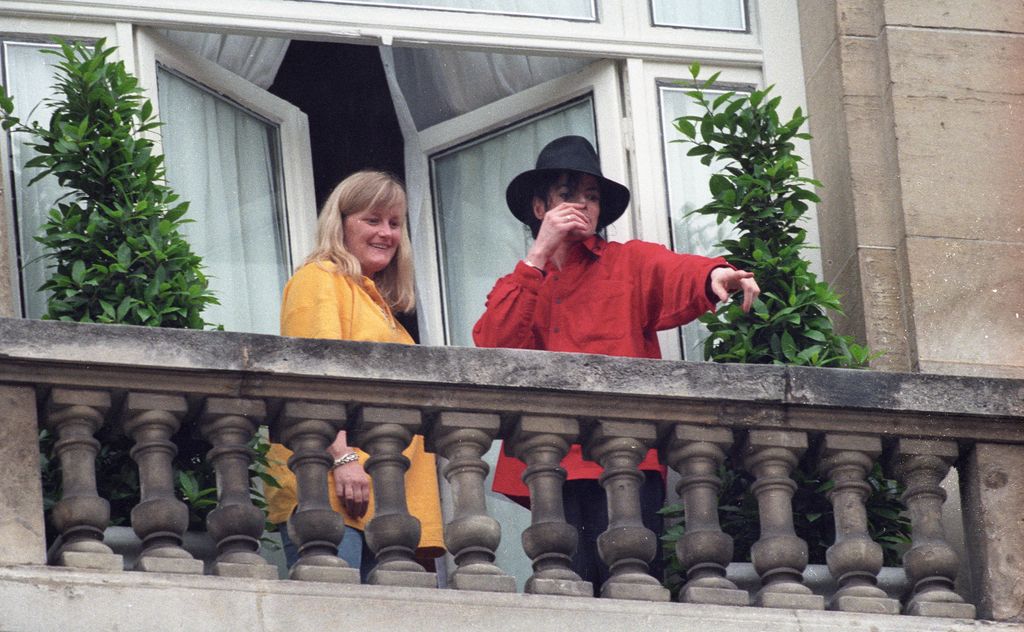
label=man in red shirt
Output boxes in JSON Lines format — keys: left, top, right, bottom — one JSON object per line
{"left": 473, "top": 135, "right": 759, "bottom": 592}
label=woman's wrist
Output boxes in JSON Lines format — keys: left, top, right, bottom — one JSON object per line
{"left": 329, "top": 452, "right": 360, "bottom": 471}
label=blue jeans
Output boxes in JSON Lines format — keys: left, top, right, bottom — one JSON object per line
{"left": 278, "top": 523, "right": 374, "bottom": 583}
{"left": 562, "top": 470, "right": 665, "bottom": 595}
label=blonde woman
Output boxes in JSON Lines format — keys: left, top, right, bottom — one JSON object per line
{"left": 266, "top": 170, "right": 443, "bottom": 579}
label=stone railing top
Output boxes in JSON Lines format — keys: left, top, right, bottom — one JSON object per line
{"left": 0, "top": 318, "right": 1021, "bottom": 441}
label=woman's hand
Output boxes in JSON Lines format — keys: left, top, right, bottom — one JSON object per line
{"left": 332, "top": 459, "right": 370, "bottom": 518}
{"left": 709, "top": 267, "right": 760, "bottom": 312}
{"left": 328, "top": 430, "right": 369, "bottom": 518}
{"left": 527, "top": 202, "right": 592, "bottom": 268}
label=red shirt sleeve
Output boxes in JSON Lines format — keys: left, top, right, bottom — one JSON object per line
{"left": 626, "top": 241, "right": 733, "bottom": 331}
{"left": 472, "top": 260, "right": 546, "bottom": 349}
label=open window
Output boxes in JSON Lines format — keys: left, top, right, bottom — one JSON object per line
{"left": 394, "top": 59, "right": 626, "bottom": 348}
{"left": 133, "top": 28, "right": 316, "bottom": 334}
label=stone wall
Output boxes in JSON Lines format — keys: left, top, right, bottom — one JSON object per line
{"left": 798, "top": 0, "right": 1024, "bottom": 378}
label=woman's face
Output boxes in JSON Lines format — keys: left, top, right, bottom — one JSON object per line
{"left": 343, "top": 204, "right": 404, "bottom": 275}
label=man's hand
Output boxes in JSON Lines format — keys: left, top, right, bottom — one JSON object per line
{"left": 527, "top": 202, "right": 592, "bottom": 268}
{"left": 332, "top": 459, "right": 370, "bottom": 518}
{"left": 710, "top": 267, "right": 760, "bottom": 312}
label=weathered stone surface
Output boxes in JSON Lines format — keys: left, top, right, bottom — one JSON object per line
{"left": 449, "top": 571, "right": 517, "bottom": 593}
{"left": 836, "top": 0, "right": 885, "bottom": 36}
{"left": 894, "top": 100, "right": 1024, "bottom": 243}
{"left": 857, "top": 247, "right": 912, "bottom": 372}
{"left": 906, "top": 238, "right": 1024, "bottom": 375}
{"left": 135, "top": 556, "right": 205, "bottom": 575}
{"left": 367, "top": 567, "right": 437, "bottom": 588}
{"left": 0, "top": 385, "right": 46, "bottom": 566}
{"left": 289, "top": 564, "right": 360, "bottom": 584}
{"left": 212, "top": 560, "right": 280, "bottom": 580}
{"left": 963, "top": 443, "right": 1024, "bottom": 622}
{"left": 885, "top": 0, "right": 1024, "bottom": 32}
{"left": 787, "top": 364, "right": 1024, "bottom": 418}
{"left": 56, "top": 550, "right": 124, "bottom": 571}
{"left": 796, "top": 0, "right": 838, "bottom": 78}
{"left": 885, "top": 27, "right": 1024, "bottom": 244}
{"left": 801, "top": 30, "right": 858, "bottom": 286}
{"left": 8, "top": 564, "right": 1022, "bottom": 632}
{"left": 756, "top": 591, "right": 826, "bottom": 610}
{"left": 680, "top": 585, "right": 749, "bottom": 606}
{"left": 4, "top": 564, "right": 1017, "bottom": 632}
{"left": 906, "top": 600, "right": 978, "bottom": 619}
{"left": 524, "top": 577, "right": 592, "bottom": 597}
{"left": 832, "top": 594, "right": 900, "bottom": 615}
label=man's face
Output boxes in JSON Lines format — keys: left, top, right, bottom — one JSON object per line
{"left": 541, "top": 172, "right": 602, "bottom": 239}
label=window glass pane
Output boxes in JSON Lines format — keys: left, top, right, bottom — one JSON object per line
{"left": 3, "top": 42, "right": 66, "bottom": 319}
{"left": 660, "top": 85, "right": 740, "bottom": 359}
{"left": 651, "top": 0, "right": 745, "bottom": 31}
{"left": 157, "top": 67, "right": 290, "bottom": 335}
{"left": 433, "top": 97, "right": 595, "bottom": 347}
{"left": 305, "top": 0, "right": 596, "bottom": 20}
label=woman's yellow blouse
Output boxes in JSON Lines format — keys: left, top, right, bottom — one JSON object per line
{"left": 265, "top": 261, "right": 444, "bottom": 556}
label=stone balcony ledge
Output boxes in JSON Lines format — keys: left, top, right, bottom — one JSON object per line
{"left": 0, "top": 318, "right": 1021, "bottom": 441}
{"left": 0, "top": 564, "right": 1014, "bottom": 632}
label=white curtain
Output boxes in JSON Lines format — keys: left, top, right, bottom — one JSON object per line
{"left": 4, "top": 42, "right": 68, "bottom": 319}
{"left": 659, "top": 85, "right": 739, "bottom": 359}
{"left": 391, "top": 46, "right": 587, "bottom": 130}
{"left": 309, "top": 0, "right": 594, "bottom": 20}
{"left": 156, "top": 68, "right": 288, "bottom": 334}
{"left": 651, "top": 0, "right": 746, "bottom": 31}
{"left": 157, "top": 30, "right": 289, "bottom": 89}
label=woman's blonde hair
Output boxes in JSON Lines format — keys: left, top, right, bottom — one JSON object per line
{"left": 304, "top": 170, "right": 415, "bottom": 312}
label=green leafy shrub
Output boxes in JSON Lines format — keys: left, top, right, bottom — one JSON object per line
{"left": 3, "top": 39, "right": 276, "bottom": 542}
{"left": 659, "top": 64, "right": 909, "bottom": 595}
{"left": 674, "top": 64, "right": 870, "bottom": 367}
{"left": 0, "top": 38, "right": 217, "bottom": 325}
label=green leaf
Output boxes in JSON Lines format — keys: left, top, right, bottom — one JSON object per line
{"left": 71, "top": 260, "right": 86, "bottom": 284}
{"left": 781, "top": 331, "right": 798, "bottom": 362}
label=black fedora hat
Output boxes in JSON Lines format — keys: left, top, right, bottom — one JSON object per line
{"left": 505, "top": 135, "right": 630, "bottom": 229}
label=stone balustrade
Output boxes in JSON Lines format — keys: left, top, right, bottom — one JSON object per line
{"left": 1, "top": 318, "right": 1022, "bottom": 626}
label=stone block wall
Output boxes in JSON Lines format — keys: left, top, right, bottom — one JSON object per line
{"left": 798, "top": 0, "right": 1024, "bottom": 377}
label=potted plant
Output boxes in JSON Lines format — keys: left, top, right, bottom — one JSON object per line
{"left": 659, "top": 63, "right": 910, "bottom": 597}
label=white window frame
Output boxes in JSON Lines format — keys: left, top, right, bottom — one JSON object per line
{"left": 0, "top": 18, "right": 124, "bottom": 317}
{"left": 133, "top": 27, "right": 317, "bottom": 271}
{"left": 646, "top": 0, "right": 750, "bottom": 34}
{"left": 303, "top": 0, "right": 599, "bottom": 22}
{"left": 402, "top": 60, "right": 626, "bottom": 347}
{"left": 2, "top": 0, "right": 768, "bottom": 65}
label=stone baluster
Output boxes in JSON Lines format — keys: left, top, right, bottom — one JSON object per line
{"left": 742, "top": 430, "right": 824, "bottom": 610}
{"left": 510, "top": 415, "right": 592, "bottom": 597}
{"left": 816, "top": 434, "right": 898, "bottom": 614}
{"left": 277, "top": 400, "right": 359, "bottom": 583}
{"left": 45, "top": 388, "right": 122, "bottom": 571}
{"left": 122, "top": 392, "right": 202, "bottom": 574}
{"left": 426, "top": 411, "right": 515, "bottom": 592}
{"left": 583, "top": 420, "right": 669, "bottom": 601}
{"left": 352, "top": 406, "right": 436, "bottom": 588}
{"left": 662, "top": 424, "right": 748, "bottom": 606}
{"left": 198, "top": 397, "right": 277, "bottom": 579}
{"left": 892, "top": 439, "right": 975, "bottom": 618}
